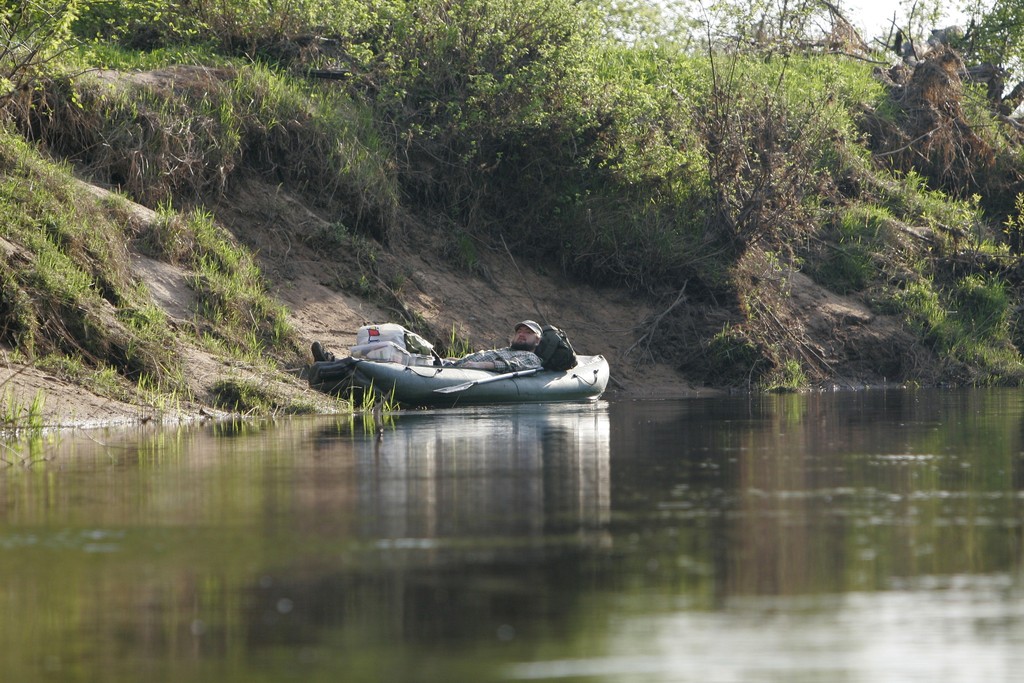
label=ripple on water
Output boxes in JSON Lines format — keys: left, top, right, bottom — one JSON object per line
{"left": 0, "top": 528, "right": 125, "bottom": 553}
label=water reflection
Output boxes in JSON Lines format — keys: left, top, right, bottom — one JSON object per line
{"left": 608, "top": 391, "right": 1024, "bottom": 596}
{"left": 2, "top": 391, "right": 1024, "bottom": 682}
{"left": 347, "top": 404, "right": 610, "bottom": 541}
{"left": 520, "top": 575, "right": 1024, "bottom": 682}
{"left": 244, "top": 404, "right": 612, "bottom": 655}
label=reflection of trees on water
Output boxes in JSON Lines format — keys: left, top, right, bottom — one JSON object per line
{"left": 608, "top": 391, "right": 1024, "bottom": 601}
{"left": 0, "top": 407, "right": 612, "bottom": 674}
{"left": 13, "top": 393, "right": 1024, "bottom": 678}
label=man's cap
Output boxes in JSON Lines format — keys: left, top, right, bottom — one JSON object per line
{"left": 515, "top": 320, "right": 542, "bottom": 336}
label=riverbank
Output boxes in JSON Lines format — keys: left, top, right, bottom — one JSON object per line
{"left": 1, "top": 171, "right": 914, "bottom": 429}
{"left": 0, "top": 180, "right": 706, "bottom": 428}
{"left": 7, "top": 26, "right": 1024, "bottom": 428}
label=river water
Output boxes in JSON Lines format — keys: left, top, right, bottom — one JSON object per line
{"left": 1, "top": 389, "right": 1023, "bottom": 682}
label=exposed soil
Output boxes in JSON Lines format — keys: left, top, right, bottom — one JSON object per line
{"left": 208, "top": 175, "right": 710, "bottom": 398}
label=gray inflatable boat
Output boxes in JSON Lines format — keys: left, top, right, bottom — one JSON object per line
{"left": 309, "top": 354, "right": 610, "bottom": 407}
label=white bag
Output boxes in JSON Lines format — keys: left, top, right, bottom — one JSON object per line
{"left": 354, "top": 323, "right": 408, "bottom": 347}
{"left": 350, "top": 324, "right": 435, "bottom": 366}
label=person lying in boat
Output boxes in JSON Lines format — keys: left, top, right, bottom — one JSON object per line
{"left": 310, "top": 320, "right": 544, "bottom": 372}
{"left": 446, "top": 320, "right": 543, "bottom": 372}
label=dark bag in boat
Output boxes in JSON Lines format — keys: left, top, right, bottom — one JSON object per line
{"left": 535, "top": 325, "right": 578, "bottom": 371}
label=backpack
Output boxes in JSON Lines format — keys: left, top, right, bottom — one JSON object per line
{"left": 535, "top": 325, "right": 578, "bottom": 371}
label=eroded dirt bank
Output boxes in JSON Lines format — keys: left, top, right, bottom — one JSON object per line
{"left": 1, "top": 167, "right": 920, "bottom": 428}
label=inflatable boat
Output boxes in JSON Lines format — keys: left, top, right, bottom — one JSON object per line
{"left": 308, "top": 354, "right": 610, "bottom": 407}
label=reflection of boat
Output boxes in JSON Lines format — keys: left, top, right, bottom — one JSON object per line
{"left": 247, "top": 404, "right": 612, "bottom": 653}
{"left": 353, "top": 403, "right": 611, "bottom": 540}
{"left": 309, "top": 354, "right": 610, "bottom": 407}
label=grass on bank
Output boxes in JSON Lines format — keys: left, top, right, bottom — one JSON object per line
{"left": 210, "top": 377, "right": 326, "bottom": 415}
{"left": 888, "top": 274, "right": 1024, "bottom": 384}
{"left": 0, "top": 131, "right": 181, "bottom": 385}
{"left": 0, "top": 127, "right": 321, "bottom": 417}
{"left": 30, "top": 50, "right": 400, "bottom": 242}
{"left": 137, "top": 204, "right": 295, "bottom": 359}
{"left": 0, "top": 388, "right": 45, "bottom": 432}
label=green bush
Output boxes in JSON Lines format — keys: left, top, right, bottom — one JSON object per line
{"left": 72, "top": 0, "right": 201, "bottom": 47}
{"left": 0, "top": 0, "right": 79, "bottom": 107}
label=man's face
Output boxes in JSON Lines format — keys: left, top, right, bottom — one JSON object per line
{"left": 510, "top": 325, "right": 540, "bottom": 351}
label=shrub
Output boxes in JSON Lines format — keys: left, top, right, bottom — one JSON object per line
{"left": 0, "top": 0, "right": 79, "bottom": 111}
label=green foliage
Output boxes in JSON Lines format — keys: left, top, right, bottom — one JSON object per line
{"left": 351, "top": 0, "right": 598, "bottom": 208}
{"left": 0, "top": 0, "right": 81, "bottom": 108}
{"left": 953, "top": 273, "right": 1010, "bottom": 341}
{"left": 71, "top": 0, "right": 200, "bottom": 47}
{"left": 31, "top": 70, "right": 240, "bottom": 204}
{"left": 960, "top": 0, "right": 1024, "bottom": 85}
{"left": 0, "top": 130, "right": 180, "bottom": 383}
{"left": 812, "top": 205, "right": 894, "bottom": 293}
{"left": 8, "top": 0, "right": 1024, "bottom": 395}
{"left": 1004, "top": 193, "right": 1024, "bottom": 253}
{"left": 893, "top": 278, "right": 946, "bottom": 344}
{"left": 891, "top": 274, "right": 1024, "bottom": 383}
{"left": 582, "top": 46, "right": 706, "bottom": 184}
{"left": 493, "top": 44, "right": 709, "bottom": 289}
{"left": 0, "top": 258, "right": 39, "bottom": 354}
{"left": 876, "top": 171, "right": 963, "bottom": 232}
{"left": 73, "top": 41, "right": 225, "bottom": 70}
{"left": 210, "top": 378, "right": 273, "bottom": 413}
{"left": 70, "top": 0, "right": 381, "bottom": 52}
{"left": 0, "top": 387, "right": 45, "bottom": 432}
{"left": 441, "top": 323, "right": 473, "bottom": 359}
{"left": 764, "top": 358, "right": 806, "bottom": 392}
{"left": 26, "top": 2, "right": 894, "bottom": 296}
{"left": 230, "top": 64, "right": 399, "bottom": 237}
{"left": 31, "top": 60, "right": 398, "bottom": 238}
{"left": 465, "top": 48, "right": 882, "bottom": 293}
{"left": 353, "top": 380, "right": 398, "bottom": 415}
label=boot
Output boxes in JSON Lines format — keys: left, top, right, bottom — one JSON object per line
{"left": 311, "top": 341, "right": 335, "bottom": 362}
